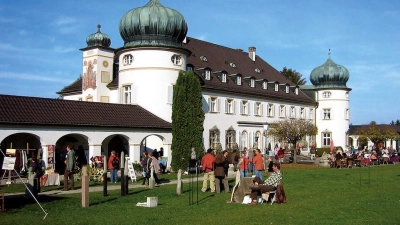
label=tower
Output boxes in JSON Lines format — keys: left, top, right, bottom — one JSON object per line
{"left": 310, "top": 54, "right": 351, "bottom": 150}
{"left": 80, "top": 25, "right": 114, "bottom": 102}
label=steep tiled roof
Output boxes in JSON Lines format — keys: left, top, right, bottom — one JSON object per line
{"left": 184, "top": 37, "right": 315, "bottom": 105}
{"left": 57, "top": 76, "right": 83, "bottom": 95}
{"left": 0, "top": 94, "right": 171, "bottom": 129}
{"left": 348, "top": 124, "right": 400, "bottom": 135}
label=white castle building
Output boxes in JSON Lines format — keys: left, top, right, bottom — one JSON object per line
{"left": 0, "top": 0, "right": 351, "bottom": 171}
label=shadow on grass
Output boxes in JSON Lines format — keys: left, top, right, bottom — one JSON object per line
{"left": 90, "top": 197, "right": 119, "bottom": 206}
{"left": 3, "top": 194, "right": 65, "bottom": 212}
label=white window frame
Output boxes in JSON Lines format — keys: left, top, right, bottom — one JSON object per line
{"left": 240, "top": 100, "right": 249, "bottom": 115}
{"left": 300, "top": 107, "right": 305, "bottom": 119}
{"left": 237, "top": 76, "right": 242, "bottom": 85}
{"left": 221, "top": 72, "right": 227, "bottom": 83}
{"left": 262, "top": 81, "right": 268, "bottom": 90}
{"left": 323, "top": 108, "right": 331, "bottom": 120}
{"left": 225, "top": 99, "right": 235, "bottom": 114}
{"left": 123, "top": 85, "right": 131, "bottom": 104}
{"left": 123, "top": 54, "right": 133, "bottom": 65}
{"left": 171, "top": 54, "right": 182, "bottom": 65}
{"left": 295, "top": 87, "right": 299, "bottom": 95}
{"left": 250, "top": 79, "right": 255, "bottom": 88}
{"left": 322, "top": 132, "right": 331, "bottom": 146}
{"left": 267, "top": 103, "right": 275, "bottom": 117}
{"left": 279, "top": 105, "right": 286, "bottom": 118}
{"left": 286, "top": 85, "right": 289, "bottom": 93}
{"left": 290, "top": 106, "right": 296, "bottom": 118}
{"left": 322, "top": 91, "right": 332, "bottom": 98}
{"left": 254, "top": 102, "right": 263, "bottom": 116}
{"left": 274, "top": 83, "right": 279, "bottom": 92}
{"left": 205, "top": 70, "right": 211, "bottom": 80}
{"left": 208, "top": 97, "right": 220, "bottom": 113}
{"left": 345, "top": 108, "right": 349, "bottom": 120}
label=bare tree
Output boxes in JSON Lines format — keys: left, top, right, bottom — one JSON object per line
{"left": 267, "top": 118, "right": 317, "bottom": 164}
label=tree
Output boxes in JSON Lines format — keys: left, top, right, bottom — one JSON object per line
{"left": 280, "top": 67, "right": 306, "bottom": 85}
{"left": 267, "top": 118, "right": 317, "bottom": 164}
{"left": 354, "top": 123, "right": 399, "bottom": 149}
{"left": 171, "top": 70, "right": 205, "bottom": 193}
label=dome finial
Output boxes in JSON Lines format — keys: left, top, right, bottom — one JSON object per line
{"left": 97, "top": 24, "right": 101, "bottom": 33}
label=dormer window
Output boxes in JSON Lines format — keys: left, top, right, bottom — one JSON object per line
{"left": 295, "top": 87, "right": 299, "bottom": 95}
{"left": 204, "top": 70, "right": 211, "bottom": 80}
{"left": 186, "top": 65, "right": 193, "bottom": 71}
{"left": 221, "top": 72, "right": 227, "bottom": 83}
{"left": 262, "top": 81, "right": 268, "bottom": 90}
{"left": 171, "top": 54, "right": 182, "bottom": 65}
{"left": 230, "top": 62, "right": 236, "bottom": 68}
{"left": 285, "top": 85, "right": 289, "bottom": 93}
{"left": 200, "top": 56, "right": 208, "bottom": 62}
{"left": 250, "top": 79, "right": 255, "bottom": 88}
{"left": 274, "top": 83, "right": 279, "bottom": 92}
{"left": 237, "top": 76, "right": 242, "bottom": 85}
{"left": 255, "top": 68, "right": 261, "bottom": 73}
{"left": 123, "top": 54, "right": 133, "bottom": 65}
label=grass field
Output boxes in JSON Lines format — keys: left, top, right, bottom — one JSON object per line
{"left": 1, "top": 164, "right": 400, "bottom": 225}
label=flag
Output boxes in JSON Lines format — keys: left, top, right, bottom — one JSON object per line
{"left": 330, "top": 140, "right": 335, "bottom": 153}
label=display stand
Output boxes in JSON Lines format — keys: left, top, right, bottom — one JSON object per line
{"left": 125, "top": 156, "right": 137, "bottom": 182}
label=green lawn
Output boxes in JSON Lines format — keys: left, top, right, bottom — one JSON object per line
{"left": 1, "top": 165, "right": 400, "bottom": 225}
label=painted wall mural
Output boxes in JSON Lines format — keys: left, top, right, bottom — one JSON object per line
{"left": 83, "top": 60, "right": 97, "bottom": 91}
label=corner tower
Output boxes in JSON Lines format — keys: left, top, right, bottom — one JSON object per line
{"left": 309, "top": 54, "right": 351, "bottom": 150}
{"left": 80, "top": 25, "right": 114, "bottom": 102}
{"left": 116, "top": 0, "right": 190, "bottom": 122}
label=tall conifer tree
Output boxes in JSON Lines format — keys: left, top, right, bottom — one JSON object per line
{"left": 171, "top": 70, "right": 204, "bottom": 171}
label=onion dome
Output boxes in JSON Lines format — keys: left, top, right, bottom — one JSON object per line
{"left": 86, "top": 24, "right": 111, "bottom": 48}
{"left": 119, "top": 0, "right": 188, "bottom": 48}
{"left": 310, "top": 57, "right": 349, "bottom": 88}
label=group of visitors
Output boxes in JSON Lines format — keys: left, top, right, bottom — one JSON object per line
{"left": 140, "top": 151, "right": 163, "bottom": 186}
{"left": 330, "top": 147, "right": 398, "bottom": 168}
{"left": 201, "top": 148, "right": 230, "bottom": 193}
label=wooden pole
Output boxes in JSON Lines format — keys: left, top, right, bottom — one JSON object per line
{"left": 120, "top": 152, "right": 125, "bottom": 196}
{"left": 81, "top": 166, "right": 89, "bottom": 207}
{"left": 103, "top": 155, "right": 107, "bottom": 197}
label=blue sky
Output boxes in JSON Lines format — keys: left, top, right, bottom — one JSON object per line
{"left": 0, "top": 0, "right": 399, "bottom": 125}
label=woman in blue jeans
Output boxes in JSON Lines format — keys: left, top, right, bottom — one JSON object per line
{"left": 238, "top": 151, "right": 249, "bottom": 177}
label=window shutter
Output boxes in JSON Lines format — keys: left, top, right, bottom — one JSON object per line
{"left": 225, "top": 99, "right": 228, "bottom": 113}
{"left": 131, "top": 85, "right": 137, "bottom": 104}
{"left": 330, "top": 109, "right": 334, "bottom": 120}
{"left": 167, "top": 86, "right": 173, "bottom": 104}
{"left": 233, "top": 100, "right": 236, "bottom": 114}
{"left": 207, "top": 97, "right": 211, "bottom": 112}
{"left": 240, "top": 101, "right": 243, "bottom": 115}
{"left": 217, "top": 99, "right": 221, "bottom": 112}
{"left": 254, "top": 103, "right": 257, "bottom": 116}
{"left": 260, "top": 103, "right": 263, "bottom": 116}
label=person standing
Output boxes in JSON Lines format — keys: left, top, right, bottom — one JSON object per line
{"left": 107, "top": 150, "right": 119, "bottom": 183}
{"left": 63, "top": 145, "right": 76, "bottom": 191}
{"left": 238, "top": 150, "right": 249, "bottom": 178}
{"left": 201, "top": 148, "right": 215, "bottom": 193}
{"left": 310, "top": 145, "right": 316, "bottom": 160}
{"left": 248, "top": 149, "right": 254, "bottom": 173}
{"left": 140, "top": 151, "right": 149, "bottom": 185}
{"left": 231, "top": 151, "right": 239, "bottom": 172}
{"left": 147, "top": 152, "right": 161, "bottom": 185}
{"left": 253, "top": 149, "right": 264, "bottom": 180}
{"left": 214, "top": 152, "right": 229, "bottom": 193}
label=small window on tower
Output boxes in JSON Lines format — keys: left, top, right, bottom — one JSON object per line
{"left": 171, "top": 54, "right": 182, "bottom": 65}
{"left": 123, "top": 54, "right": 133, "bottom": 65}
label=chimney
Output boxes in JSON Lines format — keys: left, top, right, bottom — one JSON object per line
{"left": 248, "top": 47, "right": 256, "bottom": 61}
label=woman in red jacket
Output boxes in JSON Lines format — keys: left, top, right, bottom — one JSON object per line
{"left": 107, "top": 150, "right": 119, "bottom": 183}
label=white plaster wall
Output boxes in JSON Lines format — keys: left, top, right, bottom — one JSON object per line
{"left": 315, "top": 89, "right": 350, "bottom": 149}
{"left": 202, "top": 91, "right": 316, "bottom": 151}
{"left": 118, "top": 49, "right": 187, "bottom": 122}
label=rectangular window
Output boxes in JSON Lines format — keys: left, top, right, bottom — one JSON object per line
{"left": 267, "top": 104, "right": 275, "bottom": 117}
{"left": 262, "top": 81, "right": 268, "bottom": 90}
{"left": 101, "top": 71, "right": 110, "bottom": 83}
{"left": 323, "top": 109, "right": 331, "bottom": 120}
{"left": 310, "top": 108, "right": 314, "bottom": 120}
{"left": 222, "top": 73, "right": 227, "bottom": 83}
{"left": 204, "top": 70, "right": 211, "bottom": 80}
{"left": 237, "top": 76, "right": 242, "bottom": 85}
{"left": 323, "top": 133, "right": 331, "bottom": 146}
{"left": 123, "top": 85, "right": 131, "bottom": 104}
{"left": 208, "top": 97, "right": 220, "bottom": 113}
{"left": 286, "top": 85, "right": 289, "bottom": 93}
{"left": 240, "top": 100, "right": 249, "bottom": 115}
{"left": 300, "top": 108, "right": 305, "bottom": 119}
{"left": 225, "top": 99, "right": 235, "bottom": 114}
{"left": 279, "top": 105, "right": 286, "bottom": 117}
{"left": 345, "top": 109, "right": 349, "bottom": 120}
{"left": 290, "top": 106, "right": 296, "bottom": 118}
{"left": 274, "top": 83, "right": 278, "bottom": 92}
{"left": 250, "top": 79, "right": 255, "bottom": 88}
{"left": 254, "top": 102, "right": 263, "bottom": 116}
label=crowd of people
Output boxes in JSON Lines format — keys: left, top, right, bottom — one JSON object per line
{"left": 329, "top": 147, "right": 398, "bottom": 168}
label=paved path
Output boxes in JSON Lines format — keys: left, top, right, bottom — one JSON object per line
{"left": 4, "top": 172, "right": 238, "bottom": 197}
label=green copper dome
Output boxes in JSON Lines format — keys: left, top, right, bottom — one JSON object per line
{"left": 86, "top": 25, "right": 111, "bottom": 48}
{"left": 119, "top": 0, "right": 188, "bottom": 48}
{"left": 310, "top": 58, "right": 349, "bottom": 88}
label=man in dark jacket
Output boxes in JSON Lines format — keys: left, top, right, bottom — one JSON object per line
{"left": 63, "top": 145, "right": 76, "bottom": 191}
